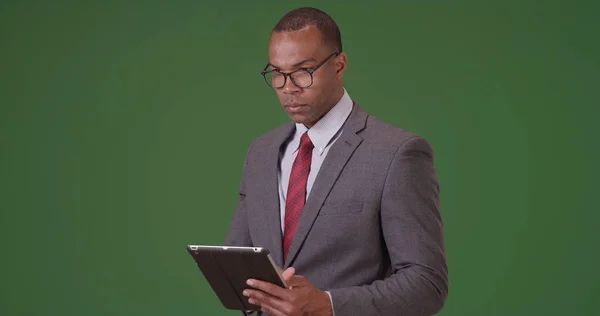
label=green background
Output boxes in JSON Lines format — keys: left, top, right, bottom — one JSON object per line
{"left": 1, "top": 1, "right": 598, "bottom": 315}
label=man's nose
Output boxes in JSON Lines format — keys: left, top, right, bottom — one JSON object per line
{"left": 282, "top": 76, "right": 301, "bottom": 94}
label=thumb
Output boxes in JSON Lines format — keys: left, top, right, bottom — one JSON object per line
{"left": 282, "top": 267, "right": 296, "bottom": 284}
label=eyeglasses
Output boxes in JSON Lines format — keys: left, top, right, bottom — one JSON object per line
{"left": 261, "top": 52, "right": 339, "bottom": 89}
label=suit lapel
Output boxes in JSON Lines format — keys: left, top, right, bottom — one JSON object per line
{"left": 263, "top": 122, "right": 295, "bottom": 267}
{"left": 284, "top": 105, "right": 368, "bottom": 268}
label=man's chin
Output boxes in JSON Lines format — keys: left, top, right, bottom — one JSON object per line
{"left": 287, "top": 113, "right": 310, "bottom": 124}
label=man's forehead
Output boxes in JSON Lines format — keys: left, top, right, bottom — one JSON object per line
{"left": 269, "top": 27, "right": 323, "bottom": 50}
{"left": 269, "top": 38, "right": 320, "bottom": 55}
{"left": 268, "top": 33, "right": 325, "bottom": 68}
{"left": 268, "top": 44, "right": 318, "bottom": 61}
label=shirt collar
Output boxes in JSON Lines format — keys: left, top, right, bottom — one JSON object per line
{"left": 291, "top": 88, "right": 354, "bottom": 156}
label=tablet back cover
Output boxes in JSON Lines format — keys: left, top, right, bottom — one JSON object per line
{"left": 187, "top": 246, "right": 285, "bottom": 311}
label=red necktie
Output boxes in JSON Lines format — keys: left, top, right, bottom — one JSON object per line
{"left": 283, "top": 132, "right": 314, "bottom": 262}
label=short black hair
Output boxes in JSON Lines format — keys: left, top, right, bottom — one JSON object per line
{"left": 273, "top": 7, "right": 342, "bottom": 53}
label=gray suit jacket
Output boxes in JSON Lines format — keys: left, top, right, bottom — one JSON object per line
{"left": 225, "top": 105, "right": 448, "bottom": 315}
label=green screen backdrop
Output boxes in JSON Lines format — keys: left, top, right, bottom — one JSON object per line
{"left": 1, "top": 1, "right": 598, "bottom": 315}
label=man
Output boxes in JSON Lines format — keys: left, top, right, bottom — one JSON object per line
{"left": 225, "top": 7, "right": 448, "bottom": 316}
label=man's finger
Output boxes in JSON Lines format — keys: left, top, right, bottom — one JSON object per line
{"left": 247, "top": 279, "right": 289, "bottom": 299}
{"left": 258, "top": 303, "right": 287, "bottom": 316}
{"left": 243, "top": 289, "right": 290, "bottom": 316}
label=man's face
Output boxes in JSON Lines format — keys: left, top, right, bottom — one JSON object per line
{"left": 267, "top": 26, "right": 346, "bottom": 128}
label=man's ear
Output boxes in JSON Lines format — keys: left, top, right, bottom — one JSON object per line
{"left": 335, "top": 52, "right": 348, "bottom": 76}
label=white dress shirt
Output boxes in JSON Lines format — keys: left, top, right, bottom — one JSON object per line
{"left": 276, "top": 88, "right": 353, "bottom": 316}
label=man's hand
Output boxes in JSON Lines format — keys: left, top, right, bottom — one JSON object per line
{"left": 243, "top": 266, "right": 333, "bottom": 316}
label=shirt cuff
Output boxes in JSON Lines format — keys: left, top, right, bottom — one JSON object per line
{"left": 325, "top": 291, "right": 335, "bottom": 316}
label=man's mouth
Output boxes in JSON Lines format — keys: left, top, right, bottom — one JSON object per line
{"left": 285, "top": 102, "right": 305, "bottom": 107}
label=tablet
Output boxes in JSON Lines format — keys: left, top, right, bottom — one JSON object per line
{"left": 186, "top": 245, "right": 288, "bottom": 311}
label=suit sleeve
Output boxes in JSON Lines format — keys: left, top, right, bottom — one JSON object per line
{"left": 328, "top": 136, "right": 449, "bottom": 315}
{"left": 224, "top": 142, "right": 254, "bottom": 247}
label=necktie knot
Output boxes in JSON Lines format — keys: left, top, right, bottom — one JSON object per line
{"left": 299, "top": 132, "right": 314, "bottom": 150}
